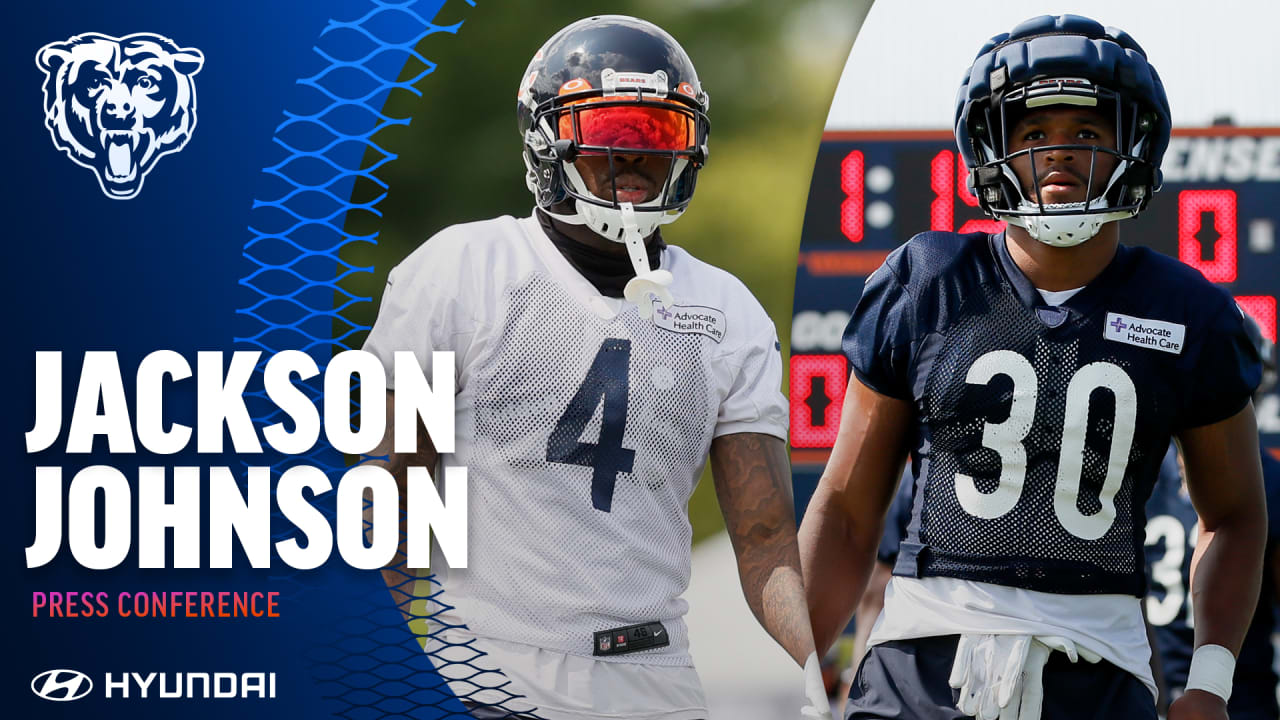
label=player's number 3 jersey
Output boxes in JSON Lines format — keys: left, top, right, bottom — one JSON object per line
{"left": 363, "top": 215, "right": 787, "bottom": 665}
{"left": 844, "top": 232, "right": 1259, "bottom": 596}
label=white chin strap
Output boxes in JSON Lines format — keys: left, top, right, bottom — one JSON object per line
{"left": 1002, "top": 197, "right": 1136, "bottom": 248}
{"left": 617, "top": 203, "right": 674, "bottom": 319}
{"left": 541, "top": 199, "right": 674, "bottom": 319}
{"left": 541, "top": 158, "right": 681, "bottom": 318}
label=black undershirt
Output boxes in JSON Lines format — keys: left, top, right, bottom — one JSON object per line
{"left": 536, "top": 210, "right": 664, "bottom": 298}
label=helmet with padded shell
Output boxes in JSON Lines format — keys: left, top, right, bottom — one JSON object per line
{"left": 517, "top": 15, "right": 710, "bottom": 244}
{"left": 954, "top": 15, "right": 1171, "bottom": 246}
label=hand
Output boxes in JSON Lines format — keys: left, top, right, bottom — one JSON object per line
{"left": 800, "top": 651, "right": 834, "bottom": 719}
{"left": 1168, "top": 690, "right": 1228, "bottom": 720}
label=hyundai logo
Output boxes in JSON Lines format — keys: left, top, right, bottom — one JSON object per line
{"left": 31, "top": 669, "right": 93, "bottom": 702}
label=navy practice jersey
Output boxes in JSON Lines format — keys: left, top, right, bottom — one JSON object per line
{"left": 1145, "top": 443, "right": 1280, "bottom": 719}
{"left": 844, "top": 231, "right": 1261, "bottom": 596}
{"left": 877, "top": 467, "right": 915, "bottom": 566}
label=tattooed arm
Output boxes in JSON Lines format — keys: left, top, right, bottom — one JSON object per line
{"left": 709, "top": 432, "right": 817, "bottom": 666}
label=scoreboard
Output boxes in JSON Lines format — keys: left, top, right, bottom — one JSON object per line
{"left": 790, "top": 128, "right": 1280, "bottom": 476}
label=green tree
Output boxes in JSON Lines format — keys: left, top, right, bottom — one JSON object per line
{"left": 343, "top": 0, "right": 860, "bottom": 542}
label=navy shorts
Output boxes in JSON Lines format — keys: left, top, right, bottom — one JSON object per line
{"left": 845, "top": 636, "right": 1157, "bottom": 720}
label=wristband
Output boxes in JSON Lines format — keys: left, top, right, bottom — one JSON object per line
{"left": 803, "top": 650, "right": 825, "bottom": 698}
{"left": 1185, "top": 644, "right": 1235, "bottom": 702}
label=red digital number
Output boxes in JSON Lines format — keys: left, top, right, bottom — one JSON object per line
{"left": 929, "top": 149, "right": 954, "bottom": 232}
{"left": 930, "top": 150, "right": 1004, "bottom": 234}
{"left": 1178, "top": 189, "right": 1238, "bottom": 283}
{"left": 841, "top": 150, "right": 864, "bottom": 243}
{"left": 1235, "top": 295, "right": 1277, "bottom": 344}
{"left": 790, "top": 354, "right": 847, "bottom": 448}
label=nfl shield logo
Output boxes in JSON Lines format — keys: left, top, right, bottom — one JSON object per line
{"left": 599, "top": 636, "right": 611, "bottom": 652}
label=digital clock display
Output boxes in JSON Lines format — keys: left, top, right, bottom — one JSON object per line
{"left": 790, "top": 128, "right": 1280, "bottom": 466}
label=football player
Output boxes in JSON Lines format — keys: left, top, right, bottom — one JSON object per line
{"left": 1146, "top": 316, "right": 1280, "bottom": 719}
{"left": 799, "top": 14, "right": 1265, "bottom": 720}
{"left": 362, "top": 15, "right": 829, "bottom": 720}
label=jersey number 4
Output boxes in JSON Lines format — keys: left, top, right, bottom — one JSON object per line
{"left": 546, "top": 339, "right": 635, "bottom": 512}
{"left": 957, "top": 350, "right": 1137, "bottom": 540}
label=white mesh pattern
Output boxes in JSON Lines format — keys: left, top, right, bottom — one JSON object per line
{"left": 916, "top": 286, "right": 1152, "bottom": 594}
{"left": 450, "top": 271, "right": 714, "bottom": 665}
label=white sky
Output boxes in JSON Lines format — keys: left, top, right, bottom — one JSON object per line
{"left": 828, "top": 0, "right": 1280, "bottom": 129}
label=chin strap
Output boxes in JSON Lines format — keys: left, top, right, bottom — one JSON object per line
{"left": 1004, "top": 199, "right": 1136, "bottom": 248}
{"left": 539, "top": 204, "right": 585, "bottom": 227}
{"left": 619, "top": 202, "right": 673, "bottom": 319}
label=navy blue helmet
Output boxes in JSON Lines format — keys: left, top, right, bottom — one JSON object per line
{"left": 955, "top": 15, "right": 1172, "bottom": 246}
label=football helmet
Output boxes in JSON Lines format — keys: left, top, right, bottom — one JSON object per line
{"left": 955, "top": 15, "right": 1172, "bottom": 247}
{"left": 517, "top": 15, "right": 710, "bottom": 312}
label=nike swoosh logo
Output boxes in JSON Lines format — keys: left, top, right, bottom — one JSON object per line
{"left": 653, "top": 630, "right": 663, "bottom": 636}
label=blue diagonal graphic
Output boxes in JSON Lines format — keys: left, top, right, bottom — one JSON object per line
{"left": 235, "top": 1, "right": 541, "bottom": 717}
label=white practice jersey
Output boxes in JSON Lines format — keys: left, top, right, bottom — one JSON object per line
{"left": 363, "top": 213, "right": 787, "bottom": 667}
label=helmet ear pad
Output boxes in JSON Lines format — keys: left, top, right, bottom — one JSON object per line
{"left": 523, "top": 134, "right": 570, "bottom": 208}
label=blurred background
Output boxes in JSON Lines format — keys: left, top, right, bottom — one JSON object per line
{"left": 795, "top": 0, "right": 1280, "bottom": 715}
{"left": 828, "top": 0, "right": 1280, "bottom": 129}
{"left": 338, "top": 1, "right": 872, "bottom": 716}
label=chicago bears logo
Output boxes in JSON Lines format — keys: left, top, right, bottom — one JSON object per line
{"left": 36, "top": 33, "right": 204, "bottom": 200}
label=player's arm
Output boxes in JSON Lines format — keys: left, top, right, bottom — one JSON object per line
{"left": 1267, "top": 458, "right": 1280, "bottom": 607}
{"left": 709, "top": 431, "right": 818, "bottom": 666}
{"left": 798, "top": 375, "right": 913, "bottom": 655}
{"left": 852, "top": 561, "right": 892, "bottom": 666}
{"left": 364, "top": 390, "right": 440, "bottom": 624}
{"left": 1174, "top": 401, "right": 1266, "bottom": 716}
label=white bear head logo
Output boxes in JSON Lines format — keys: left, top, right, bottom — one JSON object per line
{"left": 36, "top": 32, "right": 204, "bottom": 200}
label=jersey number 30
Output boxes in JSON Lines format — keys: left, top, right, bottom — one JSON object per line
{"left": 956, "top": 350, "right": 1137, "bottom": 540}
{"left": 546, "top": 339, "right": 635, "bottom": 512}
